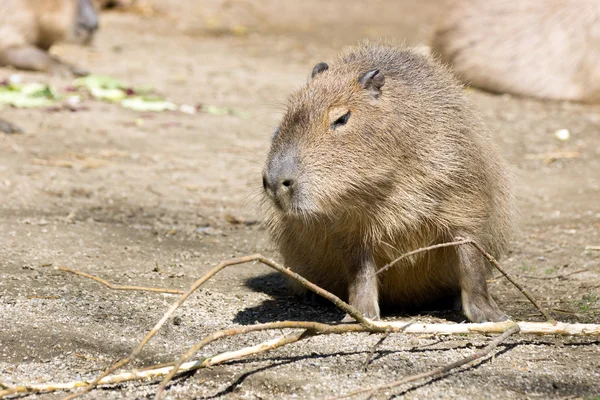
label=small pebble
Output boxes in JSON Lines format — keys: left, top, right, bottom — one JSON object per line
{"left": 554, "top": 128, "right": 570, "bottom": 141}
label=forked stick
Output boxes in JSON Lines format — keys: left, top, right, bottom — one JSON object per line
{"left": 0, "top": 332, "right": 310, "bottom": 398}
{"left": 64, "top": 254, "right": 381, "bottom": 400}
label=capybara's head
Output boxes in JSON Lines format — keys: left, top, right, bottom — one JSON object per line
{"left": 262, "top": 48, "right": 426, "bottom": 221}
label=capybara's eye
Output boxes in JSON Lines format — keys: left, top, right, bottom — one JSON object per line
{"left": 331, "top": 111, "right": 351, "bottom": 129}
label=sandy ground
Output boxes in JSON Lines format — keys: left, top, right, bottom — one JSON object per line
{"left": 1, "top": 1, "right": 599, "bottom": 399}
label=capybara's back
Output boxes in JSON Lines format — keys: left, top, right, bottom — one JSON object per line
{"left": 431, "top": 0, "right": 600, "bottom": 102}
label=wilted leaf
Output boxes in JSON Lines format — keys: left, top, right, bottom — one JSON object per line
{"left": 202, "top": 105, "right": 229, "bottom": 116}
{"left": 201, "top": 105, "right": 250, "bottom": 119}
{"left": 179, "top": 104, "right": 196, "bottom": 114}
{"left": 121, "top": 96, "right": 177, "bottom": 112}
{"left": 90, "top": 87, "right": 127, "bottom": 101}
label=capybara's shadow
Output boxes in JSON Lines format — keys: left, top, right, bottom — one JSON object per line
{"left": 233, "top": 272, "right": 344, "bottom": 324}
{"left": 233, "top": 272, "right": 466, "bottom": 325}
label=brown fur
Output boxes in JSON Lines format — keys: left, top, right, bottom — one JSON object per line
{"left": 431, "top": 0, "right": 600, "bottom": 102}
{"left": 262, "top": 42, "right": 514, "bottom": 322}
{"left": 0, "top": 0, "right": 97, "bottom": 75}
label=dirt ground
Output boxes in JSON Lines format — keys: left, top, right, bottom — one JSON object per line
{"left": 1, "top": 1, "right": 599, "bottom": 399}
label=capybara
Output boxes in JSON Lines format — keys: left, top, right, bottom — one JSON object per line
{"left": 0, "top": 118, "right": 23, "bottom": 134}
{"left": 262, "top": 42, "right": 514, "bottom": 323}
{"left": 431, "top": 0, "right": 600, "bottom": 102}
{"left": 0, "top": 0, "right": 98, "bottom": 75}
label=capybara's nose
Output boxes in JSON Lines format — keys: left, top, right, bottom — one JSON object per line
{"left": 277, "top": 177, "right": 296, "bottom": 194}
{"left": 79, "top": 0, "right": 99, "bottom": 33}
{"left": 263, "top": 172, "right": 296, "bottom": 196}
{"left": 263, "top": 150, "right": 299, "bottom": 210}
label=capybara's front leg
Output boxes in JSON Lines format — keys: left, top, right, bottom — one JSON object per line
{"left": 343, "top": 250, "right": 380, "bottom": 321}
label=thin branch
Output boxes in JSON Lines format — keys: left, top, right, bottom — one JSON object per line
{"left": 366, "top": 320, "right": 599, "bottom": 336}
{"left": 362, "top": 333, "right": 390, "bottom": 371}
{"left": 373, "top": 239, "right": 473, "bottom": 277}
{"left": 333, "top": 324, "right": 521, "bottom": 399}
{"left": 64, "top": 254, "right": 380, "bottom": 400}
{"left": 56, "top": 266, "right": 184, "bottom": 295}
{"left": 517, "top": 268, "right": 591, "bottom": 281}
{"left": 524, "top": 151, "right": 580, "bottom": 162}
{"left": 202, "top": 330, "right": 313, "bottom": 367}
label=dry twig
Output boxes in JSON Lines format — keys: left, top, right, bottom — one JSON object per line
{"left": 362, "top": 332, "right": 391, "bottom": 371}
{"left": 524, "top": 151, "right": 581, "bottom": 164}
{"left": 333, "top": 324, "right": 521, "bottom": 399}
{"left": 56, "top": 266, "right": 184, "bottom": 295}
{"left": 517, "top": 268, "right": 591, "bottom": 281}
{"left": 373, "top": 239, "right": 473, "bottom": 277}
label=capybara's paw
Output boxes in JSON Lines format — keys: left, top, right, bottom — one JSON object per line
{"left": 342, "top": 299, "right": 381, "bottom": 322}
{"left": 462, "top": 295, "right": 508, "bottom": 323}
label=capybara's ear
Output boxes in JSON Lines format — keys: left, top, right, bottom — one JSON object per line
{"left": 311, "top": 62, "right": 329, "bottom": 78}
{"left": 359, "top": 69, "right": 385, "bottom": 97}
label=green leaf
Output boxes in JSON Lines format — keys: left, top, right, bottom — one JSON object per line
{"left": 74, "top": 75, "right": 126, "bottom": 90}
{"left": 19, "top": 83, "right": 52, "bottom": 96}
{"left": 0, "top": 91, "right": 54, "bottom": 107}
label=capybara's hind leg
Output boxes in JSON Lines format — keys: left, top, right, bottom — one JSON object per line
{"left": 457, "top": 242, "right": 508, "bottom": 322}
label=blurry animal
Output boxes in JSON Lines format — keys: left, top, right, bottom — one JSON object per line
{"left": 0, "top": 118, "right": 23, "bottom": 134}
{"left": 262, "top": 42, "right": 514, "bottom": 323}
{"left": 431, "top": 0, "right": 600, "bottom": 102}
{"left": 0, "top": 0, "right": 99, "bottom": 76}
